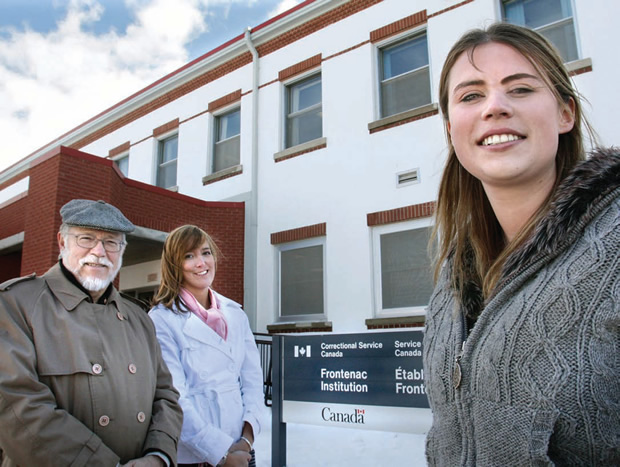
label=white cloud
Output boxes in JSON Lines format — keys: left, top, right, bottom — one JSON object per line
{"left": 268, "top": 0, "right": 304, "bottom": 18}
{"left": 0, "top": 0, "right": 246, "bottom": 172}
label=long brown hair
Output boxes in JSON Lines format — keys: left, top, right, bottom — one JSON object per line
{"left": 433, "top": 23, "right": 589, "bottom": 302}
{"left": 153, "top": 224, "right": 221, "bottom": 311}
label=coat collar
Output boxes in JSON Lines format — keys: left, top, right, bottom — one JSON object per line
{"left": 502, "top": 147, "right": 620, "bottom": 278}
{"left": 44, "top": 263, "right": 122, "bottom": 312}
{"left": 459, "top": 148, "right": 620, "bottom": 322}
{"left": 172, "top": 290, "right": 237, "bottom": 357}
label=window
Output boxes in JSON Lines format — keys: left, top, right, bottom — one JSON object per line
{"left": 373, "top": 220, "right": 434, "bottom": 315}
{"left": 213, "top": 108, "right": 240, "bottom": 173}
{"left": 156, "top": 134, "right": 178, "bottom": 189}
{"left": 278, "top": 238, "right": 325, "bottom": 319}
{"left": 286, "top": 73, "right": 322, "bottom": 148}
{"left": 503, "top": 0, "right": 578, "bottom": 62}
{"left": 115, "top": 155, "right": 129, "bottom": 176}
{"left": 379, "top": 33, "right": 431, "bottom": 118}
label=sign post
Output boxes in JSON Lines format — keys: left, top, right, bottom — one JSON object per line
{"left": 271, "top": 329, "right": 430, "bottom": 466}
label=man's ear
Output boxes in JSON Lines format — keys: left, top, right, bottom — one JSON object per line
{"left": 57, "top": 232, "right": 65, "bottom": 251}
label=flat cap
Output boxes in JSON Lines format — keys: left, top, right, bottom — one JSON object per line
{"left": 60, "top": 199, "right": 135, "bottom": 233}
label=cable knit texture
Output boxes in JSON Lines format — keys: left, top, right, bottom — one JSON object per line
{"left": 423, "top": 148, "right": 620, "bottom": 466}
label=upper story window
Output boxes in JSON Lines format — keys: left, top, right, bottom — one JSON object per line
{"left": 372, "top": 219, "right": 434, "bottom": 316}
{"left": 213, "top": 108, "right": 241, "bottom": 173}
{"left": 156, "top": 134, "right": 178, "bottom": 189}
{"left": 278, "top": 237, "right": 325, "bottom": 320}
{"left": 503, "top": 0, "right": 578, "bottom": 62}
{"left": 379, "top": 32, "right": 431, "bottom": 118}
{"left": 115, "top": 155, "right": 129, "bottom": 176}
{"left": 286, "top": 73, "right": 322, "bottom": 148}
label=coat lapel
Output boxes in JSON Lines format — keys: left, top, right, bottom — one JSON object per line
{"left": 182, "top": 312, "right": 234, "bottom": 360}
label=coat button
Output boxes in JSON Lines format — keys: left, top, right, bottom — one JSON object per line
{"left": 92, "top": 363, "right": 103, "bottom": 374}
{"left": 99, "top": 415, "right": 110, "bottom": 426}
{"left": 116, "top": 311, "right": 125, "bottom": 321}
{"left": 137, "top": 411, "right": 146, "bottom": 423}
{"left": 128, "top": 364, "right": 137, "bottom": 374}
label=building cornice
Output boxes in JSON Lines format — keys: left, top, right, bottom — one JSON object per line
{"left": 0, "top": 0, "right": 350, "bottom": 185}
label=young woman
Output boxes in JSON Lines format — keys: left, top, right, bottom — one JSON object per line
{"left": 423, "top": 23, "right": 619, "bottom": 465}
{"left": 149, "top": 225, "right": 264, "bottom": 467}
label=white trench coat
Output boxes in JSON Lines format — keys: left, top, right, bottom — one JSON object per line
{"left": 149, "top": 291, "right": 264, "bottom": 466}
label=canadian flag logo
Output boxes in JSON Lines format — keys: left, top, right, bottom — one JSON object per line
{"left": 294, "top": 345, "right": 311, "bottom": 357}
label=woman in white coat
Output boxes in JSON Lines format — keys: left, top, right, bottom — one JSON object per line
{"left": 149, "top": 225, "right": 264, "bottom": 467}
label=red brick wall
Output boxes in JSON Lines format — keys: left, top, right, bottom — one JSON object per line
{"left": 21, "top": 154, "right": 64, "bottom": 275}
{"left": 370, "top": 10, "right": 427, "bottom": 43}
{"left": 271, "top": 222, "right": 326, "bottom": 244}
{"left": 2, "top": 146, "right": 245, "bottom": 304}
{"left": 278, "top": 54, "right": 322, "bottom": 81}
{"left": 367, "top": 202, "right": 435, "bottom": 226}
{"left": 0, "top": 194, "right": 27, "bottom": 242}
{"left": 208, "top": 89, "right": 242, "bottom": 113}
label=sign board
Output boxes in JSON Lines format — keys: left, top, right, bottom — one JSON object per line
{"left": 272, "top": 329, "right": 431, "bottom": 449}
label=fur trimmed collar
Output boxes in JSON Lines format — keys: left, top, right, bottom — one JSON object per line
{"left": 460, "top": 148, "right": 620, "bottom": 323}
{"left": 502, "top": 147, "right": 620, "bottom": 278}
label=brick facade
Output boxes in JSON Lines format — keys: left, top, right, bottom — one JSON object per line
{"left": 271, "top": 222, "right": 326, "bottom": 244}
{"left": 208, "top": 89, "right": 242, "bottom": 113}
{"left": 367, "top": 202, "right": 435, "bottom": 226}
{"left": 278, "top": 54, "right": 322, "bottom": 81}
{"left": 1, "top": 146, "right": 245, "bottom": 304}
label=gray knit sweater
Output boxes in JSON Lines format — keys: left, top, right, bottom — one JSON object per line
{"left": 423, "top": 149, "right": 620, "bottom": 466}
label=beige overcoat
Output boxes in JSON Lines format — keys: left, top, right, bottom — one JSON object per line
{"left": 0, "top": 263, "right": 182, "bottom": 466}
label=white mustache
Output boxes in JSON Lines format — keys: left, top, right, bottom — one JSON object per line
{"left": 79, "top": 255, "right": 113, "bottom": 268}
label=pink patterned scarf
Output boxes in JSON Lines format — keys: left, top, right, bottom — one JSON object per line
{"left": 179, "top": 288, "right": 228, "bottom": 340}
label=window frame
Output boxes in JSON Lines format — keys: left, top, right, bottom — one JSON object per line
{"left": 113, "top": 153, "right": 129, "bottom": 177}
{"left": 155, "top": 133, "right": 178, "bottom": 189}
{"left": 371, "top": 217, "right": 434, "bottom": 318}
{"left": 275, "top": 236, "right": 327, "bottom": 322}
{"left": 376, "top": 28, "right": 432, "bottom": 119}
{"left": 502, "top": 0, "right": 580, "bottom": 63}
{"left": 211, "top": 105, "right": 241, "bottom": 174}
{"left": 283, "top": 71, "right": 323, "bottom": 150}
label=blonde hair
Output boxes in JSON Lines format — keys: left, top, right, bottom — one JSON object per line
{"left": 152, "top": 224, "right": 221, "bottom": 311}
{"left": 433, "top": 23, "right": 589, "bottom": 305}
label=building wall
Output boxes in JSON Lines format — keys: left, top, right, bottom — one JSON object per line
{"left": 2, "top": 0, "right": 616, "bottom": 332}
{"left": 0, "top": 147, "right": 245, "bottom": 304}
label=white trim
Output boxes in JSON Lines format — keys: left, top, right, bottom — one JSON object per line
{"left": 130, "top": 226, "right": 168, "bottom": 242}
{"left": 274, "top": 137, "right": 327, "bottom": 162}
{"left": 210, "top": 105, "right": 242, "bottom": 175}
{"left": 0, "top": 177, "right": 29, "bottom": 206}
{"left": 275, "top": 236, "right": 327, "bottom": 322}
{"left": 371, "top": 218, "right": 433, "bottom": 318}
{"left": 153, "top": 132, "right": 179, "bottom": 189}
{"left": 282, "top": 70, "right": 323, "bottom": 150}
{"left": 0, "top": 232, "right": 24, "bottom": 251}
{"left": 375, "top": 27, "right": 431, "bottom": 120}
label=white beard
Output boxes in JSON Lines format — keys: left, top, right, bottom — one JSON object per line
{"left": 79, "top": 275, "right": 114, "bottom": 292}
{"left": 61, "top": 250, "right": 122, "bottom": 292}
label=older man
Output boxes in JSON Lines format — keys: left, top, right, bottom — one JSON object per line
{"left": 0, "top": 199, "right": 182, "bottom": 467}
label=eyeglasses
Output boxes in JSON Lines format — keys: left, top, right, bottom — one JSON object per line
{"left": 66, "top": 234, "right": 125, "bottom": 252}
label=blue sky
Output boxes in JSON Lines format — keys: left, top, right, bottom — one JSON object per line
{"left": 0, "top": 0, "right": 303, "bottom": 171}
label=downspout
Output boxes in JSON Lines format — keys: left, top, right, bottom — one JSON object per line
{"left": 244, "top": 28, "right": 260, "bottom": 331}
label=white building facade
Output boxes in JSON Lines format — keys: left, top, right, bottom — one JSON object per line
{"left": 1, "top": 0, "right": 617, "bottom": 333}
